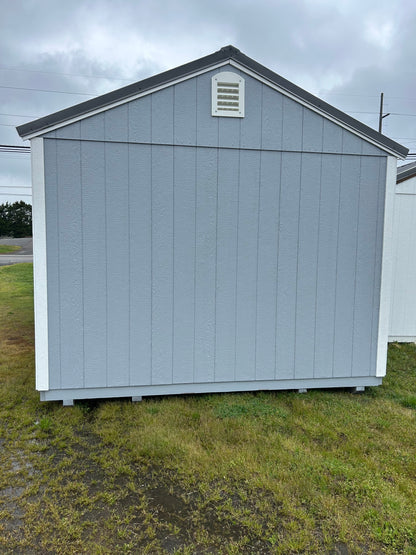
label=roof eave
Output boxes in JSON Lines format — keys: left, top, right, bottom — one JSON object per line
{"left": 397, "top": 164, "right": 416, "bottom": 183}
{"left": 16, "top": 46, "right": 238, "bottom": 139}
{"left": 17, "top": 45, "right": 409, "bottom": 159}
{"left": 231, "top": 49, "right": 408, "bottom": 159}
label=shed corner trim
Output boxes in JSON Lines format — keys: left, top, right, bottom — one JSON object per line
{"left": 31, "top": 137, "right": 49, "bottom": 391}
{"left": 376, "top": 155, "right": 397, "bottom": 377}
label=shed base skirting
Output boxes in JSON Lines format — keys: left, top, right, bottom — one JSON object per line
{"left": 389, "top": 336, "right": 416, "bottom": 343}
{"left": 39, "top": 376, "right": 382, "bottom": 403}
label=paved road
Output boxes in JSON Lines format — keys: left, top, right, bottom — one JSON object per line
{"left": 0, "top": 237, "right": 33, "bottom": 266}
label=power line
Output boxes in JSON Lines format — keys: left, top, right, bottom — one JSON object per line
{"left": 387, "top": 112, "right": 416, "bottom": 117}
{"left": 322, "top": 92, "right": 380, "bottom": 98}
{"left": 0, "top": 112, "right": 40, "bottom": 118}
{"left": 0, "top": 84, "right": 94, "bottom": 96}
{"left": 346, "top": 110, "right": 416, "bottom": 117}
{"left": 323, "top": 92, "right": 416, "bottom": 102}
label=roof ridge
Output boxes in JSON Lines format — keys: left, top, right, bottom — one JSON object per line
{"left": 220, "top": 45, "right": 241, "bottom": 55}
{"left": 16, "top": 46, "right": 408, "bottom": 158}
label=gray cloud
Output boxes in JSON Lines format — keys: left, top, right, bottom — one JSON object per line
{"left": 1, "top": 0, "right": 415, "bottom": 200}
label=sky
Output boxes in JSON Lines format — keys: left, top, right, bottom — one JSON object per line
{"left": 1, "top": 0, "right": 416, "bottom": 204}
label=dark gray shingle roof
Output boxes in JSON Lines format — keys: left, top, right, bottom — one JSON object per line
{"left": 16, "top": 45, "right": 408, "bottom": 158}
{"left": 397, "top": 161, "right": 416, "bottom": 182}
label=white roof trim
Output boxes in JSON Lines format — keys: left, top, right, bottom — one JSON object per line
{"left": 31, "top": 137, "right": 50, "bottom": 391}
{"left": 23, "top": 61, "right": 230, "bottom": 140}
{"left": 228, "top": 61, "right": 403, "bottom": 159}
{"left": 24, "top": 60, "right": 403, "bottom": 158}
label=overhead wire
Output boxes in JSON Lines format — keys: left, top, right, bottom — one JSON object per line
{"left": 0, "top": 77, "right": 415, "bottom": 157}
{"left": 0, "top": 84, "right": 94, "bottom": 96}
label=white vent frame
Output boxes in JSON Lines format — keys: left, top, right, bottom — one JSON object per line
{"left": 212, "top": 71, "right": 245, "bottom": 117}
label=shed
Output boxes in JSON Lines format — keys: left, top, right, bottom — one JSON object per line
{"left": 389, "top": 162, "right": 416, "bottom": 342}
{"left": 17, "top": 46, "right": 408, "bottom": 405}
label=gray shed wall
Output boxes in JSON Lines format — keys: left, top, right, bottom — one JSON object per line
{"left": 41, "top": 67, "right": 387, "bottom": 398}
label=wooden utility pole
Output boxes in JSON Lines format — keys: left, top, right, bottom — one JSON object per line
{"left": 378, "top": 92, "right": 390, "bottom": 133}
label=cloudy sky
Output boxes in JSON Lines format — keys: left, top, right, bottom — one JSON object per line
{"left": 1, "top": 0, "right": 415, "bottom": 203}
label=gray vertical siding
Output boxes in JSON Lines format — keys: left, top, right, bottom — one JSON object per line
{"left": 255, "top": 150, "right": 281, "bottom": 381}
{"left": 48, "top": 65, "right": 386, "bottom": 157}
{"left": 295, "top": 153, "right": 321, "bottom": 379}
{"left": 81, "top": 141, "right": 106, "bottom": 388}
{"left": 215, "top": 149, "right": 239, "bottom": 382}
{"left": 235, "top": 150, "right": 261, "bottom": 381}
{"left": 43, "top": 67, "right": 388, "bottom": 394}
{"left": 314, "top": 155, "right": 342, "bottom": 378}
{"left": 105, "top": 143, "right": 130, "bottom": 387}
{"left": 151, "top": 145, "right": 174, "bottom": 385}
{"left": 194, "top": 148, "right": 217, "bottom": 383}
{"left": 173, "top": 147, "right": 196, "bottom": 383}
{"left": 128, "top": 144, "right": 152, "bottom": 385}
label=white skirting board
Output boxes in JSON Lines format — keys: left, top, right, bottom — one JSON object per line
{"left": 40, "top": 376, "right": 383, "bottom": 403}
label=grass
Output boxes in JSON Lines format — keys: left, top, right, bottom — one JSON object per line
{"left": 0, "top": 244, "right": 21, "bottom": 254}
{"left": 1, "top": 264, "right": 416, "bottom": 553}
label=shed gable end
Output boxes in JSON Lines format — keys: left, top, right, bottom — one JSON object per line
{"left": 45, "top": 66, "right": 385, "bottom": 157}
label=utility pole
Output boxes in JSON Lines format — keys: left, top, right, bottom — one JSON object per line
{"left": 378, "top": 92, "right": 390, "bottom": 133}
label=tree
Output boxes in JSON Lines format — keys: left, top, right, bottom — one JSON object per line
{"left": 0, "top": 201, "right": 32, "bottom": 238}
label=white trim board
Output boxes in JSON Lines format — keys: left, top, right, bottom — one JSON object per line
{"left": 389, "top": 336, "right": 416, "bottom": 343}
{"left": 31, "top": 137, "right": 49, "bottom": 391}
{"left": 376, "top": 155, "right": 397, "bottom": 377}
{"left": 40, "top": 376, "right": 383, "bottom": 402}
{"left": 22, "top": 60, "right": 405, "bottom": 159}
{"left": 396, "top": 177, "right": 416, "bottom": 195}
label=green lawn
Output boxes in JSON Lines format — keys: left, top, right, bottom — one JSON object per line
{"left": 0, "top": 244, "right": 21, "bottom": 254}
{"left": 1, "top": 263, "right": 416, "bottom": 554}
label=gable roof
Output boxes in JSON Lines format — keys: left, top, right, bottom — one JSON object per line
{"left": 397, "top": 161, "right": 416, "bottom": 183}
{"left": 17, "top": 45, "right": 408, "bottom": 158}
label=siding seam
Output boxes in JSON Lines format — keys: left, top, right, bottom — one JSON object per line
{"left": 172, "top": 90, "right": 175, "bottom": 385}
{"left": 234, "top": 145, "right": 241, "bottom": 382}
{"left": 193, "top": 149, "right": 197, "bottom": 384}
{"left": 44, "top": 136, "right": 386, "bottom": 158}
{"left": 214, "top": 135, "right": 219, "bottom": 382}
{"left": 56, "top": 141, "right": 62, "bottom": 388}
{"left": 313, "top": 152, "right": 324, "bottom": 378}
{"left": 193, "top": 86, "right": 197, "bottom": 383}
{"left": 255, "top": 87, "right": 264, "bottom": 380}
{"left": 171, "top": 147, "right": 175, "bottom": 385}
{"left": 332, "top": 146, "right": 344, "bottom": 377}
{"left": 80, "top": 141, "right": 85, "bottom": 388}
{"left": 103, "top": 132, "right": 108, "bottom": 387}
{"left": 351, "top": 157, "right": 363, "bottom": 376}
{"left": 254, "top": 150, "right": 262, "bottom": 380}
{"left": 294, "top": 110, "right": 305, "bottom": 378}
{"left": 150, "top": 96, "right": 153, "bottom": 385}
{"left": 127, "top": 130, "right": 131, "bottom": 386}
{"left": 370, "top": 158, "right": 383, "bottom": 372}
{"left": 274, "top": 150, "right": 283, "bottom": 379}
{"left": 254, "top": 88, "right": 264, "bottom": 379}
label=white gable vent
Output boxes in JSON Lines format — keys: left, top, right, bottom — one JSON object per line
{"left": 212, "top": 71, "right": 245, "bottom": 117}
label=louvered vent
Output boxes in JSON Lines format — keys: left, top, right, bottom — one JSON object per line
{"left": 212, "top": 71, "right": 245, "bottom": 117}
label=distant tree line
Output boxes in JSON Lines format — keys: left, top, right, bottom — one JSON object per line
{"left": 0, "top": 201, "right": 32, "bottom": 238}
